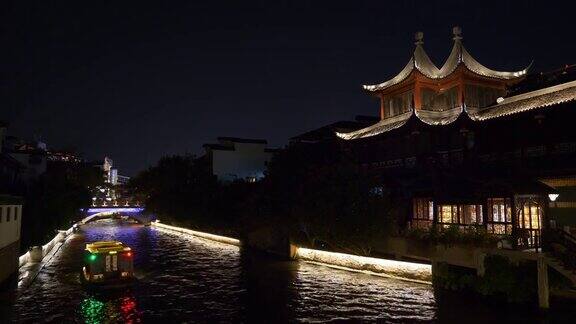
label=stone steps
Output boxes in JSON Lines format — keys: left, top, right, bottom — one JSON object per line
{"left": 543, "top": 253, "right": 576, "bottom": 286}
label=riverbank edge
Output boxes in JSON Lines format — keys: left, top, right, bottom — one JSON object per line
{"left": 151, "top": 221, "right": 241, "bottom": 246}
{"left": 151, "top": 221, "right": 432, "bottom": 284}
{"left": 17, "top": 225, "right": 75, "bottom": 288}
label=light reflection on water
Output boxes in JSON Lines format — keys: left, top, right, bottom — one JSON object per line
{"left": 80, "top": 295, "right": 139, "bottom": 324}
{"left": 7, "top": 220, "right": 572, "bottom": 323}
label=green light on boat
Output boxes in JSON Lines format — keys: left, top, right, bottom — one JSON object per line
{"left": 89, "top": 254, "right": 97, "bottom": 262}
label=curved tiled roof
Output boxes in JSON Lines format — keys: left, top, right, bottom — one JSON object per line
{"left": 414, "top": 106, "right": 463, "bottom": 125}
{"left": 472, "top": 80, "right": 576, "bottom": 121}
{"left": 336, "top": 111, "right": 412, "bottom": 140}
{"left": 363, "top": 28, "right": 529, "bottom": 92}
{"left": 363, "top": 58, "right": 415, "bottom": 92}
{"left": 339, "top": 80, "right": 576, "bottom": 140}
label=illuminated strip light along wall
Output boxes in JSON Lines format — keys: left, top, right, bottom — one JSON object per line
{"left": 151, "top": 221, "right": 241, "bottom": 247}
{"left": 295, "top": 247, "right": 432, "bottom": 284}
{"left": 19, "top": 226, "right": 74, "bottom": 268}
{"left": 152, "top": 222, "right": 430, "bottom": 283}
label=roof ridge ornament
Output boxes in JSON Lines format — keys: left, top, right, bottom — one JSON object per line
{"left": 452, "top": 26, "right": 462, "bottom": 41}
{"left": 415, "top": 31, "right": 424, "bottom": 45}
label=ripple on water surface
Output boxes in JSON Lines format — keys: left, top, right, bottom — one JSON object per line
{"left": 8, "top": 221, "right": 440, "bottom": 323}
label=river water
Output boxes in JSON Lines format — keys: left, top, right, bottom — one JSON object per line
{"left": 2, "top": 220, "right": 575, "bottom": 323}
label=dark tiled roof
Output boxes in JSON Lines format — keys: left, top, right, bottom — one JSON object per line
{"left": 217, "top": 137, "right": 267, "bottom": 144}
{"left": 474, "top": 80, "right": 576, "bottom": 121}
{"left": 202, "top": 143, "right": 234, "bottom": 151}
{"left": 339, "top": 79, "right": 576, "bottom": 140}
{"left": 291, "top": 117, "right": 378, "bottom": 142}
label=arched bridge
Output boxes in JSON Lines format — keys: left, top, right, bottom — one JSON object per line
{"left": 81, "top": 207, "right": 154, "bottom": 225}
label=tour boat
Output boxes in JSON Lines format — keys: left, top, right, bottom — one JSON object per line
{"left": 81, "top": 241, "right": 134, "bottom": 286}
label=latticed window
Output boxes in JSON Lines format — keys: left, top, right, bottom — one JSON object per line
{"left": 421, "top": 87, "right": 459, "bottom": 111}
{"left": 515, "top": 197, "right": 543, "bottom": 249}
{"left": 465, "top": 85, "right": 504, "bottom": 109}
{"left": 438, "top": 204, "right": 483, "bottom": 227}
{"left": 387, "top": 90, "right": 413, "bottom": 117}
{"left": 486, "top": 198, "right": 512, "bottom": 234}
{"left": 411, "top": 198, "right": 433, "bottom": 229}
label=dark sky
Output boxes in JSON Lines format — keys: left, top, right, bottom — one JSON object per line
{"left": 1, "top": 0, "right": 574, "bottom": 175}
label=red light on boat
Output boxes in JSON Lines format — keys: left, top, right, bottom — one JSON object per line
{"left": 125, "top": 252, "right": 132, "bottom": 257}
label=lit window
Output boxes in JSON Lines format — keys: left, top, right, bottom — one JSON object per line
{"left": 437, "top": 204, "right": 483, "bottom": 227}
{"left": 487, "top": 198, "right": 512, "bottom": 234}
{"left": 412, "top": 198, "right": 433, "bottom": 229}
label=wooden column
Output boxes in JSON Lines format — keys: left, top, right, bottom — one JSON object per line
{"left": 457, "top": 79, "right": 464, "bottom": 107}
{"left": 380, "top": 94, "right": 386, "bottom": 119}
{"left": 511, "top": 195, "right": 518, "bottom": 250}
{"left": 537, "top": 256, "right": 550, "bottom": 309}
{"left": 414, "top": 81, "right": 422, "bottom": 110}
{"left": 431, "top": 259, "right": 440, "bottom": 281}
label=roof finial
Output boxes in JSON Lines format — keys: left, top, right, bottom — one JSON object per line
{"left": 414, "top": 31, "right": 424, "bottom": 45}
{"left": 452, "top": 26, "right": 462, "bottom": 41}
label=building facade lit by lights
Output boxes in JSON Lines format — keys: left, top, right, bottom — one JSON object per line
{"left": 331, "top": 27, "right": 576, "bottom": 250}
{"left": 92, "top": 157, "right": 133, "bottom": 207}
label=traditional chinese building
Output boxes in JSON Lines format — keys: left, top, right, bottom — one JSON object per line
{"left": 337, "top": 27, "right": 576, "bottom": 250}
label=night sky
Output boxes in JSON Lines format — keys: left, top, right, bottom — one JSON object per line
{"left": 2, "top": 1, "right": 574, "bottom": 175}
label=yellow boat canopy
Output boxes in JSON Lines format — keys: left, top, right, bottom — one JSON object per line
{"left": 85, "top": 241, "right": 131, "bottom": 254}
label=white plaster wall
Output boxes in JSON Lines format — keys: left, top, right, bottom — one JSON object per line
{"left": 0, "top": 205, "right": 22, "bottom": 249}
{"left": 212, "top": 143, "right": 272, "bottom": 182}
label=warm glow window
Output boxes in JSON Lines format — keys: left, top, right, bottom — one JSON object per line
{"left": 515, "top": 197, "right": 543, "bottom": 248}
{"left": 412, "top": 198, "right": 433, "bottom": 229}
{"left": 438, "top": 204, "right": 483, "bottom": 227}
{"left": 486, "top": 198, "right": 512, "bottom": 234}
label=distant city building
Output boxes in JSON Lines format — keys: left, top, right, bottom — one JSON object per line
{"left": 0, "top": 195, "right": 23, "bottom": 284}
{"left": 202, "top": 137, "right": 277, "bottom": 182}
{"left": 109, "top": 168, "right": 118, "bottom": 185}
{"left": 90, "top": 157, "right": 131, "bottom": 206}
{"left": 46, "top": 150, "right": 84, "bottom": 163}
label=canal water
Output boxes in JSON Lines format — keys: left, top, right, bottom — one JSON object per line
{"left": 2, "top": 220, "right": 575, "bottom": 323}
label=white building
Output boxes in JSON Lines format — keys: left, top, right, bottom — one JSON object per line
{"left": 203, "top": 137, "right": 277, "bottom": 182}
{"left": 109, "top": 168, "right": 118, "bottom": 185}
{"left": 0, "top": 195, "right": 23, "bottom": 284}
